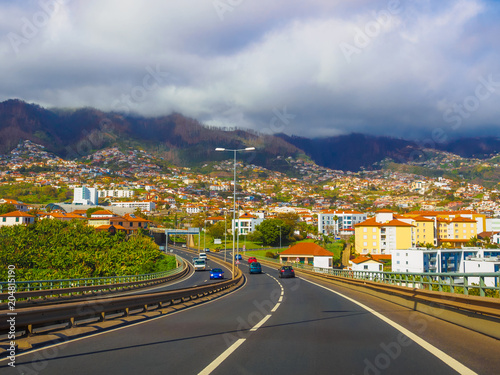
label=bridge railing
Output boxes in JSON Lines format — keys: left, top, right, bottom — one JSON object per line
{"left": 246, "top": 254, "right": 499, "bottom": 298}
{"left": 0, "top": 255, "right": 184, "bottom": 295}
{"left": 312, "top": 268, "right": 500, "bottom": 298}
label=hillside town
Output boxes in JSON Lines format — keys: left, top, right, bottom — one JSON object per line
{"left": 1, "top": 140, "right": 500, "bottom": 276}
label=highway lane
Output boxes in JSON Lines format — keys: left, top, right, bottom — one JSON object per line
{"left": 120, "top": 248, "right": 233, "bottom": 295}
{"left": 2, "top": 258, "right": 498, "bottom": 374}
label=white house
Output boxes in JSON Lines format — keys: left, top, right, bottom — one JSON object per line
{"left": 463, "top": 258, "right": 500, "bottom": 287}
{"left": 279, "top": 242, "right": 333, "bottom": 269}
{"left": 0, "top": 211, "right": 35, "bottom": 227}
{"left": 349, "top": 256, "right": 384, "bottom": 272}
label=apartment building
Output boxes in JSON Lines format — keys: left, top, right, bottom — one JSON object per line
{"left": 73, "top": 187, "right": 98, "bottom": 205}
{"left": 318, "top": 210, "right": 367, "bottom": 236}
{"left": 111, "top": 201, "right": 156, "bottom": 212}
{"left": 391, "top": 247, "right": 500, "bottom": 286}
{"left": 232, "top": 212, "right": 264, "bottom": 235}
{"left": 355, "top": 210, "right": 478, "bottom": 254}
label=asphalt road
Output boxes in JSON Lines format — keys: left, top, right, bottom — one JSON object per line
{"left": 1, "top": 249, "right": 499, "bottom": 374}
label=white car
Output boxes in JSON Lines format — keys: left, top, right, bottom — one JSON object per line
{"left": 199, "top": 252, "right": 207, "bottom": 260}
{"left": 194, "top": 259, "right": 206, "bottom": 271}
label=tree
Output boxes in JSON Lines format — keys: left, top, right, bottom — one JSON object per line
{"left": 207, "top": 221, "right": 226, "bottom": 239}
{"left": 256, "top": 219, "right": 292, "bottom": 246}
{"left": 0, "top": 203, "right": 16, "bottom": 215}
{"left": 86, "top": 207, "right": 105, "bottom": 218}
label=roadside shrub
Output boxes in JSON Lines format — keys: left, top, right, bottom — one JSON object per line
{"left": 265, "top": 251, "right": 275, "bottom": 259}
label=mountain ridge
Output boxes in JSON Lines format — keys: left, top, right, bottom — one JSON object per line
{"left": 1, "top": 99, "right": 499, "bottom": 172}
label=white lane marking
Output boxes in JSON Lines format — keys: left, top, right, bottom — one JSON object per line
{"left": 303, "top": 278, "right": 478, "bottom": 375}
{"left": 198, "top": 339, "right": 246, "bottom": 375}
{"left": 250, "top": 314, "right": 272, "bottom": 332}
{"left": 198, "top": 273, "right": 283, "bottom": 375}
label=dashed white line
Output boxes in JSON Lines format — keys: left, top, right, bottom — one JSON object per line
{"left": 198, "top": 273, "right": 283, "bottom": 374}
{"left": 198, "top": 339, "right": 246, "bottom": 375}
{"left": 250, "top": 314, "right": 272, "bottom": 332}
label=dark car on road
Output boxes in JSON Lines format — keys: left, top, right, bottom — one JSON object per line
{"left": 210, "top": 268, "right": 224, "bottom": 280}
{"left": 249, "top": 262, "right": 262, "bottom": 274}
{"left": 278, "top": 266, "right": 295, "bottom": 278}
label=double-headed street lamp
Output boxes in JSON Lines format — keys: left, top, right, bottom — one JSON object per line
{"left": 215, "top": 147, "right": 255, "bottom": 279}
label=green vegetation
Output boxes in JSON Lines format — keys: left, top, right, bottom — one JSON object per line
{"left": 0, "top": 183, "right": 72, "bottom": 204}
{"left": 0, "top": 219, "right": 174, "bottom": 281}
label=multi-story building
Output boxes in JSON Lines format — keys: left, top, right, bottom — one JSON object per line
{"left": 391, "top": 247, "right": 500, "bottom": 286}
{"left": 354, "top": 210, "right": 414, "bottom": 254}
{"left": 355, "top": 210, "right": 479, "bottom": 254}
{"left": 318, "top": 210, "right": 367, "bottom": 236}
{"left": 111, "top": 201, "right": 155, "bottom": 212}
{"left": 73, "top": 187, "right": 98, "bottom": 205}
{"left": 232, "top": 212, "right": 264, "bottom": 235}
{"left": 98, "top": 190, "right": 135, "bottom": 199}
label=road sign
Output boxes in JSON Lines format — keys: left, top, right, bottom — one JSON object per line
{"left": 236, "top": 260, "right": 240, "bottom": 265}
{"left": 214, "top": 239, "right": 222, "bottom": 244}
{"left": 243, "top": 245, "right": 246, "bottom": 251}
{"left": 296, "top": 257, "right": 300, "bottom": 262}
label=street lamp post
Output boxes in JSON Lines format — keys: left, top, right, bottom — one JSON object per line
{"left": 215, "top": 147, "right": 255, "bottom": 279}
{"left": 204, "top": 218, "right": 206, "bottom": 251}
{"left": 278, "top": 224, "right": 282, "bottom": 250}
{"left": 224, "top": 210, "right": 227, "bottom": 262}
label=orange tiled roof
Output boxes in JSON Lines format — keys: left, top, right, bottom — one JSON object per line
{"left": 354, "top": 217, "right": 382, "bottom": 227}
{"left": 0, "top": 210, "right": 34, "bottom": 218}
{"left": 280, "top": 242, "right": 332, "bottom": 257}
{"left": 239, "top": 212, "right": 257, "bottom": 219}
{"left": 91, "top": 210, "right": 115, "bottom": 216}
{"left": 351, "top": 256, "right": 382, "bottom": 264}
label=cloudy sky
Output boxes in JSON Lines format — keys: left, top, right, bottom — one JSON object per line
{"left": 0, "top": 0, "right": 499, "bottom": 141}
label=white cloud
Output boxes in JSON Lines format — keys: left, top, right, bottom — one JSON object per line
{"left": 0, "top": 0, "right": 499, "bottom": 139}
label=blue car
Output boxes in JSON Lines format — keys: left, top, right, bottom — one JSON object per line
{"left": 210, "top": 268, "right": 224, "bottom": 280}
{"left": 235, "top": 254, "right": 242, "bottom": 260}
{"left": 249, "top": 262, "right": 262, "bottom": 274}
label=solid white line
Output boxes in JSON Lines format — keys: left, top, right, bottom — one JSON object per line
{"left": 198, "top": 339, "right": 246, "bottom": 375}
{"left": 250, "top": 314, "right": 272, "bottom": 332}
{"left": 302, "top": 278, "right": 478, "bottom": 375}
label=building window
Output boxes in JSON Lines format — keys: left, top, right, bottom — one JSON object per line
{"left": 363, "top": 235, "right": 367, "bottom": 239}
{"left": 363, "top": 242, "right": 367, "bottom": 246}
{"left": 373, "top": 242, "right": 377, "bottom": 246}
{"left": 363, "top": 265, "right": 368, "bottom": 270}
{"left": 15, "top": 217, "right": 19, "bottom": 222}
{"left": 373, "top": 228, "right": 376, "bottom": 232}
{"left": 364, "top": 228, "right": 367, "bottom": 232}
{"left": 373, "top": 235, "right": 376, "bottom": 240}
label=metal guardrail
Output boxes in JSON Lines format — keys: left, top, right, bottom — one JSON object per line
{"left": 0, "top": 255, "right": 186, "bottom": 303}
{"left": 0, "top": 260, "right": 244, "bottom": 336}
{"left": 248, "top": 254, "right": 500, "bottom": 298}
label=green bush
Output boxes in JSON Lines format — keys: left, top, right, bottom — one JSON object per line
{"left": 0, "top": 219, "right": 175, "bottom": 281}
{"left": 265, "top": 251, "right": 275, "bottom": 259}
